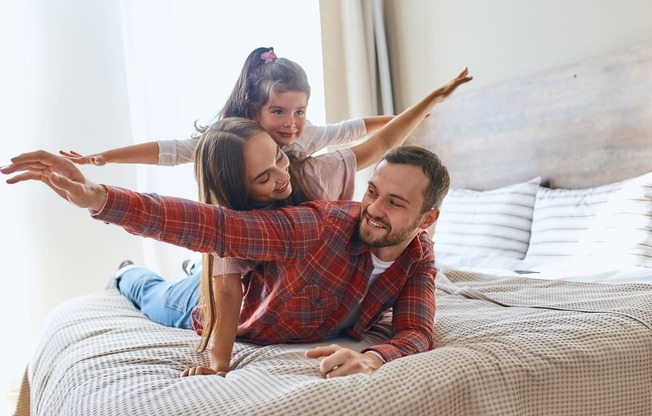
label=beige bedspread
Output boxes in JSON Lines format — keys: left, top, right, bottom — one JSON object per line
{"left": 18, "top": 270, "right": 652, "bottom": 415}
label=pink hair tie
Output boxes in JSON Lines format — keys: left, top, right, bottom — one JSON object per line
{"left": 261, "top": 50, "right": 277, "bottom": 63}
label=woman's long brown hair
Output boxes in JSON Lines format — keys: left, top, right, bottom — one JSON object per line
{"left": 193, "top": 117, "right": 316, "bottom": 352}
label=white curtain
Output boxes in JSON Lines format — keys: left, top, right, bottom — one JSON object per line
{"left": 118, "top": 0, "right": 202, "bottom": 276}
{"left": 320, "top": 0, "right": 394, "bottom": 120}
{"left": 319, "top": 0, "right": 394, "bottom": 200}
{"left": 370, "top": 0, "right": 394, "bottom": 115}
{"left": 2, "top": 1, "right": 145, "bottom": 406}
{"left": 1, "top": 0, "right": 324, "bottom": 408}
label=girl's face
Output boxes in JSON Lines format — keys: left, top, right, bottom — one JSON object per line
{"left": 254, "top": 91, "right": 308, "bottom": 148}
{"left": 243, "top": 131, "right": 292, "bottom": 204}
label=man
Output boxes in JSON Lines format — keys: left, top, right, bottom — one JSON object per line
{"left": 2, "top": 144, "right": 449, "bottom": 378}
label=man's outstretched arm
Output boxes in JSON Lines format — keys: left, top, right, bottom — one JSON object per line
{"left": 3, "top": 150, "right": 326, "bottom": 260}
{"left": 2, "top": 150, "right": 108, "bottom": 211}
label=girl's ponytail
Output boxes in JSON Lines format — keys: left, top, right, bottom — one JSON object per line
{"left": 219, "top": 47, "right": 275, "bottom": 120}
{"left": 219, "top": 47, "right": 309, "bottom": 122}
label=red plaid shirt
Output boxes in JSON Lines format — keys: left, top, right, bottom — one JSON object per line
{"left": 94, "top": 186, "right": 436, "bottom": 362}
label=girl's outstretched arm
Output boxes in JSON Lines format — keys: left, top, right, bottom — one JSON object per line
{"left": 60, "top": 141, "right": 160, "bottom": 166}
{"left": 362, "top": 115, "right": 395, "bottom": 134}
{"left": 351, "top": 68, "right": 472, "bottom": 171}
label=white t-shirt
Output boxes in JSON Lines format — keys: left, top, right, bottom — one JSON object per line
{"left": 327, "top": 254, "right": 394, "bottom": 336}
{"left": 157, "top": 118, "right": 366, "bottom": 166}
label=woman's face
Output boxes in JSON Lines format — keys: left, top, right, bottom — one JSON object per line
{"left": 254, "top": 91, "right": 308, "bottom": 148}
{"left": 244, "top": 132, "right": 292, "bottom": 204}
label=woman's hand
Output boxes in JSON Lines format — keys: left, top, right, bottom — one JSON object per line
{"left": 59, "top": 150, "right": 107, "bottom": 166}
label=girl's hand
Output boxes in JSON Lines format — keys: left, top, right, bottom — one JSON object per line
{"left": 59, "top": 150, "right": 107, "bottom": 166}
{"left": 180, "top": 366, "right": 228, "bottom": 378}
{"left": 433, "top": 67, "right": 472, "bottom": 101}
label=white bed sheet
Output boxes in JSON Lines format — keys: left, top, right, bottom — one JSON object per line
{"left": 17, "top": 267, "right": 652, "bottom": 416}
{"left": 439, "top": 258, "right": 652, "bottom": 284}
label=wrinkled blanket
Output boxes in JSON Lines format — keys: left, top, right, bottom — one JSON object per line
{"left": 18, "top": 270, "right": 652, "bottom": 415}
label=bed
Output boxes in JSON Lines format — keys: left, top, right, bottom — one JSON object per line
{"left": 15, "top": 41, "right": 652, "bottom": 415}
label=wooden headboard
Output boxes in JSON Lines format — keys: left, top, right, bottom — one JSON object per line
{"left": 408, "top": 41, "right": 652, "bottom": 190}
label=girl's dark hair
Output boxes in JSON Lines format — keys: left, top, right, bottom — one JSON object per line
{"left": 193, "top": 117, "right": 317, "bottom": 352}
{"left": 218, "top": 47, "right": 311, "bottom": 120}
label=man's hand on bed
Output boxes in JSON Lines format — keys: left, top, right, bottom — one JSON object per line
{"left": 2, "top": 150, "right": 108, "bottom": 212}
{"left": 305, "top": 344, "right": 383, "bottom": 378}
{"left": 180, "top": 366, "right": 228, "bottom": 378}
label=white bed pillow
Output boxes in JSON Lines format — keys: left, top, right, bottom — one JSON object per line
{"left": 432, "top": 178, "right": 541, "bottom": 265}
{"left": 575, "top": 172, "right": 652, "bottom": 268}
{"left": 524, "top": 172, "right": 652, "bottom": 268}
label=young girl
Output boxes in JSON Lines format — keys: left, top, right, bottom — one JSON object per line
{"left": 112, "top": 69, "right": 472, "bottom": 378}
{"left": 60, "top": 47, "right": 393, "bottom": 167}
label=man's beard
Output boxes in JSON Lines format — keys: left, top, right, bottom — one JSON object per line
{"left": 358, "top": 210, "right": 420, "bottom": 248}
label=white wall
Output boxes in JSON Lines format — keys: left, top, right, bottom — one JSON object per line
{"left": 385, "top": 0, "right": 652, "bottom": 108}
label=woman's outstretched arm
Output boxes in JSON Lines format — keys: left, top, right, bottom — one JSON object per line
{"left": 181, "top": 272, "right": 243, "bottom": 378}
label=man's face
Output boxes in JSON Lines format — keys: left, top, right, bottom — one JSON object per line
{"left": 359, "top": 161, "right": 436, "bottom": 260}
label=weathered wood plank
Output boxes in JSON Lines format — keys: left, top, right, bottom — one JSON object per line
{"left": 409, "top": 41, "right": 652, "bottom": 190}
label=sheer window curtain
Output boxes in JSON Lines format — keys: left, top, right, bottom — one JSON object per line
{"left": 319, "top": 0, "right": 394, "bottom": 200}
{"left": 1, "top": 1, "right": 324, "bottom": 413}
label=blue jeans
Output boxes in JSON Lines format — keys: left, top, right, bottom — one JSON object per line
{"left": 117, "top": 267, "right": 200, "bottom": 329}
